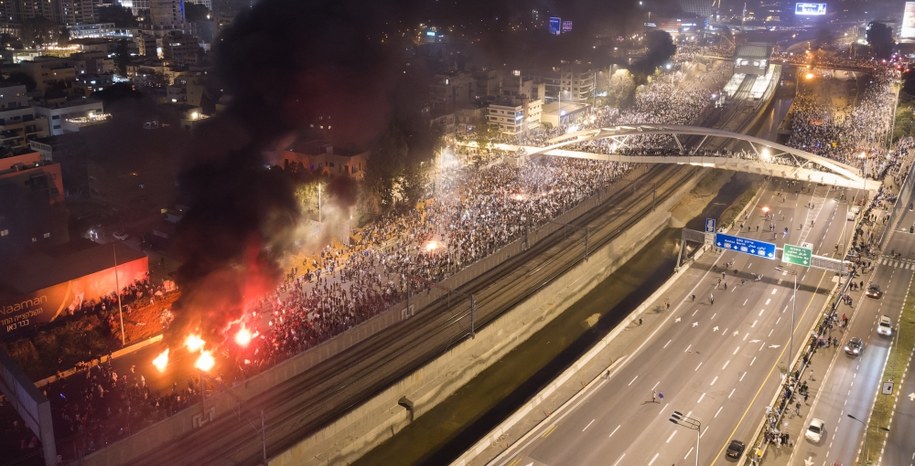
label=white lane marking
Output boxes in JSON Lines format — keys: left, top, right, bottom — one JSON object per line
{"left": 771, "top": 288, "right": 777, "bottom": 295}
{"left": 663, "top": 339, "right": 672, "bottom": 349}
{"left": 743, "top": 298, "right": 749, "bottom": 306}
{"left": 722, "top": 360, "right": 731, "bottom": 370}
{"left": 775, "top": 316, "right": 781, "bottom": 325}
{"left": 759, "top": 308, "right": 765, "bottom": 317}
{"left": 721, "top": 327, "right": 728, "bottom": 335}
{"left": 648, "top": 452, "right": 660, "bottom": 466}
{"left": 609, "top": 424, "right": 621, "bottom": 438}
{"left": 729, "top": 387, "right": 736, "bottom": 399}
{"left": 628, "top": 375, "right": 639, "bottom": 386}
{"left": 583, "top": 419, "right": 595, "bottom": 432}
{"left": 685, "top": 344, "right": 692, "bottom": 353}
{"left": 765, "top": 298, "right": 772, "bottom": 305}
{"left": 749, "top": 357, "right": 756, "bottom": 368}
{"left": 684, "top": 446, "right": 694, "bottom": 460}
{"left": 691, "top": 309, "right": 699, "bottom": 317}
{"left": 751, "top": 319, "right": 758, "bottom": 328}
{"left": 711, "top": 376, "right": 719, "bottom": 386}
{"left": 743, "top": 332, "right": 749, "bottom": 342}
{"left": 697, "top": 392, "right": 706, "bottom": 403}
{"left": 711, "top": 312, "right": 717, "bottom": 320}
{"left": 613, "top": 454, "right": 627, "bottom": 466}
{"left": 715, "top": 406, "right": 724, "bottom": 418}
{"left": 733, "top": 346, "right": 741, "bottom": 355}
{"left": 695, "top": 362, "right": 703, "bottom": 371}
{"left": 768, "top": 328, "right": 774, "bottom": 337}
{"left": 666, "top": 430, "right": 678, "bottom": 443}
{"left": 700, "top": 425, "right": 710, "bottom": 439}
{"left": 651, "top": 381, "right": 660, "bottom": 390}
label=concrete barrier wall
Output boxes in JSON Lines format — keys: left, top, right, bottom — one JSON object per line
{"left": 80, "top": 166, "right": 648, "bottom": 466}
{"left": 271, "top": 170, "right": 698, "bottom": 465}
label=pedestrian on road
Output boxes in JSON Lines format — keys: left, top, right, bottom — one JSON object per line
{"left": 652, "top": 390, "right": 657, "bottom": 403}
{"left": 795, "top": 402, "right": 801, "bottom": 416}
{"left": 710, "top": 293, "right": 714, "bottom": 305}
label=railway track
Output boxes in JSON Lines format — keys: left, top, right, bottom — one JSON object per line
{"left": 129, "top": 164, "right": 697, "bottom": 465}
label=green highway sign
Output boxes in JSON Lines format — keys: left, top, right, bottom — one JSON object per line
{"left": 783, "top": 243, "right": 812, "bottom": 267}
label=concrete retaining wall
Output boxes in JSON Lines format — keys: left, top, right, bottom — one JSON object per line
{"left": 271, "top": 171, "right": 702, "bottom": 465}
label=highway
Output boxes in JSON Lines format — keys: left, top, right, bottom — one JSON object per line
{"left": 492, "top": 178, "right": 856, "bottom": 466}
{"left": 788, "top": 194, "right": 915, "bottom": 466}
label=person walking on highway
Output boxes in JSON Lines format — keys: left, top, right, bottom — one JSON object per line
{"left": 709, "top": 293, "right": 715, "bottom": 305}
{"left": 651, "top": 390, "right": 657, "bottom": 403}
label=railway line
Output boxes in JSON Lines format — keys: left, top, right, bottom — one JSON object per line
{"left": 132, "top": 164, "right": 697, "bottom": 465}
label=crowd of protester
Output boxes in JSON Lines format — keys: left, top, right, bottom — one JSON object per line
{"left": 2, "top": 47, "right": 910, "bottom": 463}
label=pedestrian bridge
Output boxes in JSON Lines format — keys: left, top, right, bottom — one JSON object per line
{"left": 500, "top": 124, "right": 880, "bottom": 192}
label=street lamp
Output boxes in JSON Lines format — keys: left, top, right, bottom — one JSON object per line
{"left": 775, "top": 265, "right": 797, "bottom": 377}
{"left": 669, "top": 411, "right": 701, "bottom": 466}
{"left": 847, "top": 414, "right": 890, "bottom": 465}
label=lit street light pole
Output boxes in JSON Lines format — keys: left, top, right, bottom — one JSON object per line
{"left": 669, "top": 411, "right": 701, "bottom": 466}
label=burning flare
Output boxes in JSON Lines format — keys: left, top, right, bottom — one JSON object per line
{"left": 185, "top": 334, "right": 205, "bottom": 353}
{"left": 234, "top": 326, "right": 253, "bottom": 347}
{"left": 195, "top": 349, "right": 215, "bottom": 372}
{"left": 152, "top": 349, "right": 169, "bottom": 373}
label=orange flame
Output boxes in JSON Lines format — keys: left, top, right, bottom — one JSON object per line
{"left": 185, "top": 334, "right": 205, "bottom": 353}
{"left": 152, "top": 349, "right": 169, "bottom": 373}
{"left": 194, "top": 349, "right": 215, "bottom": 372}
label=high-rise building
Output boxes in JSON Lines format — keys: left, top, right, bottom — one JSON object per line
{"left": 60, "top": 0, "right": 97, "bottom": 25}
{"left": 149, "top": 0, "right": 184, "bottom": 25}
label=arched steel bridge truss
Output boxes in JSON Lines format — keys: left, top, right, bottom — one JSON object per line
{"left": 506, "top": 124, "right": 880, "bottom": 192}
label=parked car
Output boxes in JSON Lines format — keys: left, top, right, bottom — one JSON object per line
{"left": 726, "top": 439, "right": 746, "bottom": 459}
{"left": 806, "top": 418, "right": 826, "bottom": 443}
{"left": 844, "top": 337, "right": 864, "bottom": 356}
{"left": 877, "top": 315, "right": 893, "bottom": 336}
{"left": 865, "top": 284, "right": 883, "bottom": 299}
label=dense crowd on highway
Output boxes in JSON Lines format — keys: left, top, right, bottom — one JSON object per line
{"left": 787, "top": 68, "right": 897, "bottom": 169}
{"left": 2, "top": 47, "right": 911, "bottom": 463}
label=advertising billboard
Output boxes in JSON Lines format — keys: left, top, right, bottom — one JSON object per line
{"left": 795, "top": 2, "right": 827, "bottom": 15}
{"left": 562, "top": 20, "right": 573, "bottom": 34}
{"left": 549, "top": 16, "right": 561, "bottom": 35}
{"left": 903, "top": 2, "right": 915, "bottom": 39}
{"left": 0, "top": 255, "right": 148, "bottom": 336}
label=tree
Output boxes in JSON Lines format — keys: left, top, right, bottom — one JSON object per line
{"left": 97, "top": 4, "right": 138, "bottom": 27}
{"left": 114, "top": 39, "right": 131, "bottom": 75}
{"left": 184, "top": 3, "right": 210, "bottom": 22}
{"left": 5, "top": 72, "right": 36, "bottom": 91}
{"left": 866, "top": 21, "right": 894, "bottom": 59}
{"left": 628, "top": 30, "right": 677, "bottom": 82}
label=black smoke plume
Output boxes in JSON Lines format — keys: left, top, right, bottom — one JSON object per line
{"left": 168, "top": 0, "right": 407, "bottom": 344}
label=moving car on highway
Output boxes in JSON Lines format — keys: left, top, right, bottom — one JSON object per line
{"left": 865, "top": 284, "right": 883, "bottom": 299}
{"left": 806, "top": 418, "right": 826, "bottom": 443}
{"left": 877, "top": 315, "right": 893, "bottom": 336}
{"left": 844, "top": 337, "right": 864, "bottom": 356}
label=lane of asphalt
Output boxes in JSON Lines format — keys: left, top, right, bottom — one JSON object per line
{"left": 789, "top": 203, "right": 915, "bottom": 466}
{"left": 495, "top": 179, "right": 849, "bottom": 465}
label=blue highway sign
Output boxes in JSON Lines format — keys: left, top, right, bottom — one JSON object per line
{"left": 705, "top": 218, "right": 717, "bottom": 233}
{"left": 715, "top": 233, "right": 776, "bottom": 260}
